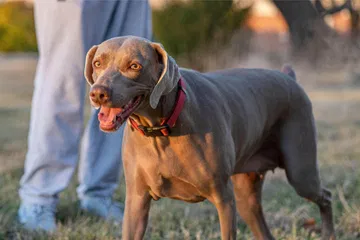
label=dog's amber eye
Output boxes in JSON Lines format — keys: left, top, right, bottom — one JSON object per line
{"left": 94, "top": 61, "right": 101, "bottom": 68}
{"left": 130, "top": 63, "right": 142, "bottom": 71}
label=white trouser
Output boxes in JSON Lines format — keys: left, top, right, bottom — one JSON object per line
{"left": 19, "top": 0, "right": 152, "bottom": 205}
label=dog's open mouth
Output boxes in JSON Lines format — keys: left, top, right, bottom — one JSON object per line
{"left": 98, "top": 96, "right": 143, "bottom": 132}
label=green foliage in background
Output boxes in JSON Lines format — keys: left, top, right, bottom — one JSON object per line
{"left": 0, "top": 2, "right": 37, "bottom": 52}
{"left": 0, "top": 0, "right": 249, "bottom": 55}
{"left": 152, "top": 0, "right": 250, "bottom": 60}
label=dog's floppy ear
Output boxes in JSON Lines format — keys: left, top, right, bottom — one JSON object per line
{"left": 84, "top": 45, "right": 98, "bottom": 85}
{"left": 149, "top": 43, "right": 180, "bottom": 109}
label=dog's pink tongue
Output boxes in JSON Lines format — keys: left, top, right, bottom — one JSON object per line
{"left": 98, "top": 106, "right": 123, "bottom": 125}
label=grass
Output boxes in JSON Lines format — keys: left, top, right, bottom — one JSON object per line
{"left": 0, "top": 55, "right": 360, "bottom": 239}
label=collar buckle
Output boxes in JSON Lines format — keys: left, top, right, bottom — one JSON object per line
{"left": 135, "top": 124, "right": 171, "bottom": 137}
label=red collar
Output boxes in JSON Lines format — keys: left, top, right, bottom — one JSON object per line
{"left": 129, "top": 78, "right": 186, "bottom": 137}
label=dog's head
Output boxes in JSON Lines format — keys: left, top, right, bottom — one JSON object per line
{"left": 85, "top": 36, "right": 180, "bottom": 132}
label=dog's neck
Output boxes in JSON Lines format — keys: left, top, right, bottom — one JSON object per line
{"left": 131, "top": 86, "right": 179, "bottom": 128}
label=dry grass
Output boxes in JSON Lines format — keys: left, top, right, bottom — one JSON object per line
{"left": 0, "top": 54, "right": 359, "bottom": 239}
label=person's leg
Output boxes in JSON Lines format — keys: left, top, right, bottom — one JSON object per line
{"left": 18, "top": 0, "right": 85, "bottom": 231}
{"left": 77, "top": 0, "right": 152, "bottom": 209}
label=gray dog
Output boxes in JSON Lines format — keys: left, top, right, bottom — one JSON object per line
{"left": 84, "top": 36, "right": 335, "bottom": 240}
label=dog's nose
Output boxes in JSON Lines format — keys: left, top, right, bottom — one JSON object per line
{"left": 89, "top": 85, "right": 111, "bottom": 105}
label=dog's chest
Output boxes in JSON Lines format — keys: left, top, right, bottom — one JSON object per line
{"left": 136, "top": 148, "right": 208, "bottom": 203}
{"left": 126, "top": 130, "right": 220, "bottom": 202}
{"left": 146, "top": 174, "right": 206, "bottom": 203}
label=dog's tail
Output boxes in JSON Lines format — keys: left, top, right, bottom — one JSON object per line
{"left": 281, "top": 64, "right": 296, "bottom": 81}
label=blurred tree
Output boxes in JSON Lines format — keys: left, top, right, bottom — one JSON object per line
{"left": 314, "top": 0, "right": 359, "bottom": 42}
{"left": 272, "top": 0, "right": 331, "bottom": 54}
{"left": 0, "top": 2, "right": 37, "bottom": 52}
{"left": 273, "top": 0, "right": 359, "bottom": 55}
{"left": 152, "top": 0, "right": 250, "bottom": 70}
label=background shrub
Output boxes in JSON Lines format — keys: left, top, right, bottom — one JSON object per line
{"left": 152, "top": 0, "right": 250, "bottom": 70}
{"left": 0, "top": 0, "right": 250, "bottom": 61}
{"left": 0, "top": 2, "right": 37, "bottom": 53}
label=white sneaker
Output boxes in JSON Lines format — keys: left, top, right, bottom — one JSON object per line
{"left": 18, "top": 203, "right": 57, "bottom": 232}
{"left": 80, "top": 196, "right": 124, "bottom": 224}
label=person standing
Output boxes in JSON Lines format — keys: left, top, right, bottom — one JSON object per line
{"left": 18, "top": 0, "right": 152, "bottom": 232}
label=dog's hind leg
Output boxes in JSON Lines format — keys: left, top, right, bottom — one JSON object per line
{"left": 279, "top": 105, "right": 335, "bottom": 240}
{"left": 231, "top": 172, "right": 274, "bottom": 240}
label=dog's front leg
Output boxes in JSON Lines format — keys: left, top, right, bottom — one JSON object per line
{"left": 209, "top": 181, "right": 237, "bottom": 240}
{"left": 122, "top": 189, "right": 151, "bottom": 240}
